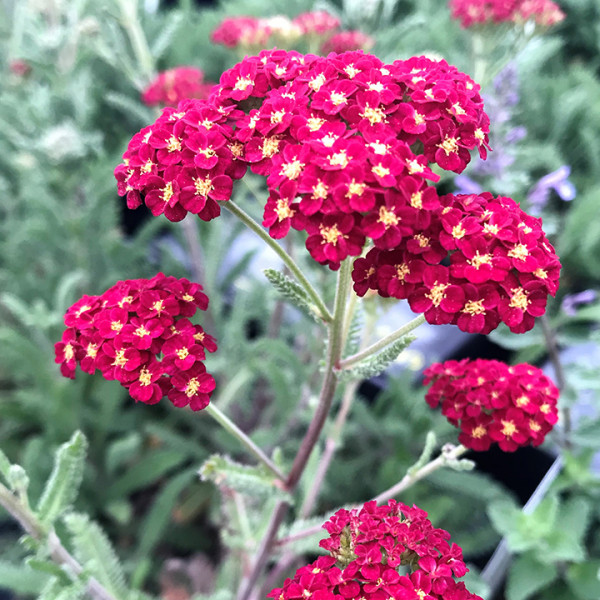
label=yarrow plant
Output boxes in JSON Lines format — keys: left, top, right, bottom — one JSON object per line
{"left": 39, "top": 47, "right": 565, "bottom": 600}
{"left": 141, "top": 66, "right": 216, "bottom": 107}
{"left": 449, "top": 0, "right": 565, "bottom": 28}
{"left": 269, "top": 500, "right": 481, "bottom": 600}
{"left": 424, "top": 359, "right": 559, "bottom": 451}
{"left": 210, "top": 11, "right": 373, "bottom": 54}
{"left": 55, "top": 273, "right": 217, "bottom": 410}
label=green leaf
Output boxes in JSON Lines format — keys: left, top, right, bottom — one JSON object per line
{"left": 506, "top": 552, "right": 558, "bottom": 600}
{"left": 136, "top": 468, "right": 195, "bottom": 559}
{"left": 105, "top": 448, "right": 187, "bottom": 499}
{"left": 0, "top": 447, "right": 12, "bottom": 482}
{"left": 566, "top": 560, "right": 600, "bottom": 600}
{"left": 63, "top": 513, "right": 128, "bottom": 599}
{"left": 37, "top": 431, "right": 88, "bottom": 527}
{"left": 571, "top": 419, "right": 600, "bottom": 448}
{"left": 0, "top": 560, "right": 49, "bottom": 594}
{"left": 339, "top": 335, "right": 416, "bottom": 382}
{"left": 199, "top": 454, "right": 291, "bottom": 503}
{"left": 263, "top": 268, "right": 324, "bottom": 322}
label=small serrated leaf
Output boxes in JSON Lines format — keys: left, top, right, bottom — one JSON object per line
{"left": 37, "top": 431, "right": 88, "bottom": 527}
{"left": 0, "top": 560, "right": 49, "bottom": 594}
{"left": 199, "top": 454, "right": 291, "bottom": 503}
{"left": 63, "top": 513, "right": 128, "bottom": 599}
{"left": 339, "top": 335, "right": 416, "bottom": 381}
{"left": 506, "top": 552, "right": 558, "bottom": 600}
{"left": 263, "top": 268, "right": 323, "bottom": 322}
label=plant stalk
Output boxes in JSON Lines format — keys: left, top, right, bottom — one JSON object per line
{"left": 204, "top": 403, "right": 286, "bottom": 482}
{"left": 223, "top": 201, "right": 332, "bottom": 323}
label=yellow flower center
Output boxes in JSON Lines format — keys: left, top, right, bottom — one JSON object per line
{"left": 312, "top": 181, "right": 329, "bottom": 200}
{"left": 152, "top": 299, "right": 165, "bottom": 313}
{"left": 280, "top": 159, "right": 304, "bottom": 180}
{"left": 414, "top": 234, "right": 429, "bottom": 248}
{"left": 407, "top": 159, "right": 424, "bottom": 174}
{"left": 111, "top": 321, "right": 123, "bottom": 332}
{"left": 176, "top": 347, "right": 189, "bottom": 360}
{"left": 141, "top": 159, "right": 154, "bottom": 174}
{"left": 344, "top": 65, "right": 360, "bottom": 78}
{"left": 378, "top": 206, "right": 398, "bottom": 227}
{"left": 270, "top": 110, "right": 286, "bottom": 124}
{"left": 438, "top": 136, "right": 459, "bottom": 155}
{"left": 463, "top": 299, "right": 485, "bottom": 315}
{"left": 410, "top": 192, "right": 423, "bottom": 209}
{"left": 360, "top": 105, "right": 386, "bottom": 125}
{"left": 534, "top": 268, "right": 547, "bottom": 279}
{"left": 161, "top": 181, "right": 174, "bottom": 203}
{"left": 234, "top": 76, "right": 253, "bottom": 91}
{"left": 468, "top": 252, "right": 492, "bottom": 269}
{"left": 134, "top": 325, "right": 150, "bottom": 337}
{"left": 508, "top": 244, "right": 529, "bottom": 261}
{"left": 194, "top": 176, "right": 213, "bottom": 197}
{"left": 396, "top": 263, "right": 410, "bottom": 280}
{"left": 515, "top": 395, "right": 529, "bottom": 407}
{"left": 167, "top": 136, "right": 181, "bottom": 152}
{"left": 185, "top": 377, "right": 200, "bottom": 397}
{"left": 328, "top": 151, "right": 349, "bottom": 168}
{"left": 509, "top": 287, "right": 530, "bottom": 310}
{"left": 320, "top": 224, "right": 343, "bottom": 245}
{"left": 529, "top": 420, "right": 541, "bottom": 432}
{"left": 452, "top": 224, "right": 466, "bottom": 239}
{"left": 414, "top": 111, "right": 425, "bottom": 125}
{"left": 275, "top": 199, "right": 294, "bottom": 221}
{"left": 182, "top": 293, "right": 194, "bottom": 302}
{"left": 112, "top": 349, "right": 128, "bottom": 367}
{"left": 308, "top": 73, "right": 327, "bottom": 92}
{"left": 346, "top": 181, "right": 365, "bottom": 197}
{"left": 138, "top": 368, "right": 152, "bottom": 386}
{"left": 372, "top": 164, "right": 391, "bottom": 178}
{"left": 330, "top": 91, "right": 347, "bottom": 106}
{"left": 86, "top": 343, "right": 98, "bottom": 358}
{"left": 501, "top": 420, "right": 517, "bottom": 437}
{"left": 483, "top": 222, "right": 499, "bottom": 236}
{"left": 262, "top": 137, "right": 281, "bottom": 158}
{"left": 472, "top": 425, "right": 487, "bottom": 439}
{"left": 426, "top": 282, "right": 449, "bottom": 307}
{"left": 307, "top": 116, "right": 325, "bottom": 131}
{"left": 64, "top": 343, "right": 75, "bottom": 361}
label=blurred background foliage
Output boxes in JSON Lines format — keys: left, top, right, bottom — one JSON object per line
{"left": 1, "top": 0, "right": 600, "bottom": 599}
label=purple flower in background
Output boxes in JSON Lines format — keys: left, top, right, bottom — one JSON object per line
{"left": 454, "top": 174, "right": 483, "bottom": 195}
{"left": 527, "top": 165, "right": 576, "bottom": 213}
{"left": 562, "top": 290, "right": 598, "bottom": 316}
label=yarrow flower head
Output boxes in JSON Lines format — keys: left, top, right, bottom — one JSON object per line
{"left": 268, "top": 499, "right": 482, "bottom": 600}
{"left": 424, "top": 359, "right": 559, "bottom": 451}
{"left": 321, "top": 30, "right": 375, "bottom": 54}
{"left": 115, "top": 50, "right": 560, "bottom": 334}
{"left": 141, "top": 67, "right": 216, "bottom": 107}
{"left": 54, "top": 274, "right": 217, "bottom": 411}
{"left": 449, "top": 0, "right": 565, "bottom": 28}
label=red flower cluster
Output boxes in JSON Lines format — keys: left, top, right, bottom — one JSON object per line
{"left": 268, "top": 500, "right": 482, "bottom": 600}
{"left": 141, "top": 67, "right": 216, "bottom": 107}
{"left": 449, "top": 0, "right": 565, "bottom": 28}
{"left": 114, "top": 98, "right": 245, "bottom": 222}
{"left": 115, "top": 49, "right": 558, "bottom": 333}
{"left": 208, "top": 50, "right": 489, "bottom": 269}
{"left": 322, "top": 31, "right": 375, "bottom": 54}
{"left": 210, "top": 16, "right": 273, "bottom": 49}
{"left": 353, "top": 191, "right": 560, "bottom": 333}
{"left": 54, "top": 274, "right": 217, "bottom": 411}
{"left": 424, "top": 359, "right": 559, "bottom": 452}
{"left": 210, "top": 11, "right": 371, "bottom": 54}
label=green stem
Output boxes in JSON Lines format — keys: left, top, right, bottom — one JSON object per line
{"left": 235, "top": 259, "right": 352, "bottom": 600}
{"left": 203, "top": 403, "right": 286, "bottom": 482}
{"left": 372, "top": 444, "right": 469, "bottom": 504}
{"left": 117, "top": 0, "right": 155, "bottom": 85}
{"left": 0, "top": 482, "right": 118, "bottom": 600}
{"left": 338, "top": 313, "right": 426, "bottom": 370}
{"left": 223, "top": 201, "right": 332, "bottom": 323}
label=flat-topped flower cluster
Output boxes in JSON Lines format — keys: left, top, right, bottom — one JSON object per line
{"left": 449, "top": 0, "right": 565, "bottom": 28}
{"left": 424, "top": 359, "right": 559, "bottom": 451}
{"left": 55, "top": 274, "right": 217, "bottom": 411}
{"left": 269, "top": 500, "right": 482, "bottom": 600}
{"left": 211, "top": 11, "right": 373, "bottom": 54}
{"left": 142, "top": 66, "right": 216, "bottom": 107}
{"left": 114, "top": 49, "right": 560, "bottom": 334}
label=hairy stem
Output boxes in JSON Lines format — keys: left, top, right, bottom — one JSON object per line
{"left": 372, "top": 444, "right": 469, "bottom": 504}
{"left": 0, "top": 482, "right": 118, "bottom": 600}
{"left": 204, "top": 403, "right": 286, "bottom": 482}
{"left": 338, "top": 313, "right": 426, "bottom": 370}
{"left": 235, "top": 259, "right": 352, "bottom": 600}
{"left": 223, "top": 201, "right": 332, "bottom": 323}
